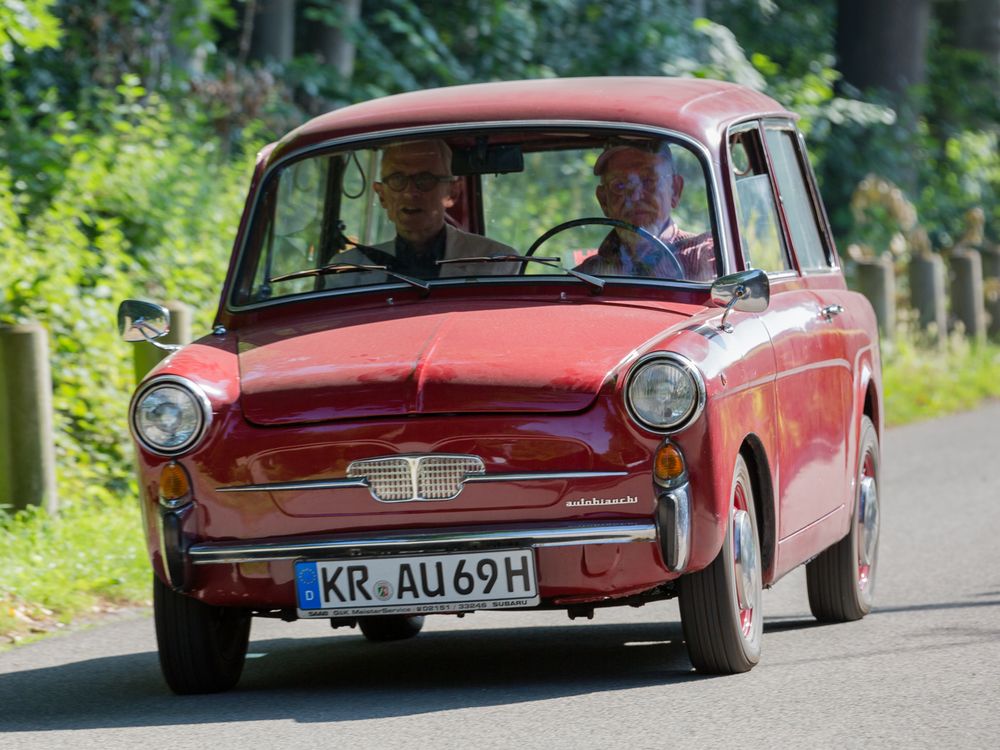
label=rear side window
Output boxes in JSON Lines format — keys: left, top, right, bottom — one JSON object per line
{"left": 764, "top": 127, "right": 831, "bottom": 270}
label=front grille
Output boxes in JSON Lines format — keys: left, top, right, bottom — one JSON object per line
{"left": 347, "top": 454, "right": 486, "bottom": 502}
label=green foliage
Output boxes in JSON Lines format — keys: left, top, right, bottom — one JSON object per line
{"left": 0, "top": 0, "right": 61, "bottom": 57}
{"left": 916, "top": 128, "right": 999, "bottom": 247}
{"left": 0, "top": 79, "right": 250, "bottom": 516}
{"left": 297, "top": 0, "right": 702, "bottom": 104}
{"left": 0, "top": 74, "right": 250, "bottom": 642}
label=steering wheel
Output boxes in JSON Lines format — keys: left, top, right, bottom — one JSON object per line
{"left": 525, "top": 217, "right": 684, "bottom": 279}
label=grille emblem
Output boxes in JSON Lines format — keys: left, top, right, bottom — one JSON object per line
{"left": 347, "top": 454, "right": 486, "bottom": 502}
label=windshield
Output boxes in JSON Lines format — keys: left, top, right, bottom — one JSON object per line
{"left": 232, "top": 130, "right": 718, "bottom": 306}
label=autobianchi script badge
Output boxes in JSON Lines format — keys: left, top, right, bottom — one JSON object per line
{"left": 565, "top": 495, "right": 639, "bottom": 508}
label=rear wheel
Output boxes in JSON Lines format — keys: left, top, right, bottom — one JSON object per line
{"left": 358, "top": 614, "right": 425, "bottom": 642}
{"left": 153, "top": 575, "right": 251, "bottom": 694}
{"left": 806, "top": 415, "right": 880, "bottom": 621}
{"left": 679, "top": 454, "right": 762, "bottom": 674}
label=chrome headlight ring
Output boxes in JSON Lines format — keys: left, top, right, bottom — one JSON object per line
{"left": 129, "top": 375, "right": 212, "bottom": 456}
{"left": 624, "top": 352, "right": 706, "bottom": 434}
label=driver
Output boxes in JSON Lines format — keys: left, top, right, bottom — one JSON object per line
{"left": 574, "top": 141, "right": 715, "bottom": 281}
{"left": 371, "top": 139, "right": 516, "bottom": 277}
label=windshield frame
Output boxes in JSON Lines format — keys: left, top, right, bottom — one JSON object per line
{"left": 226, "top": 121, "right": 728, "bottom": 313}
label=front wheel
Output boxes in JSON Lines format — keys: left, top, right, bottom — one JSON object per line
{"left": 806, "top": 415, "right": 880, "bottom": 621}
{"left": 679, "top": 454, "right": 762, "bottom": 673}
{"left": 153, "top": 575, "right": 251, "bottom": 694}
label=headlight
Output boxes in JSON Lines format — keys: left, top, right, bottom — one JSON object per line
{"left": 625, "top": 354, "right": 705, "bottom": 432}
{"left": 130, "top": 376, "right": 211, "bottom": 455}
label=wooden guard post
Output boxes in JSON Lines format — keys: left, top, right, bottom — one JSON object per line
{"left": 0, "top": 323, "right": 59, "bottom": 513}
{"left": 855, "top": 257, "right": 896, "bottom": 340}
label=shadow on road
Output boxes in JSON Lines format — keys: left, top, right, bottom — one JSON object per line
{"left": 871, "top": 597, "right": 1000, "bottom": 615}
{"left": 2, "top": 600, "right": 941, "bottom": 732}
{"left": 0, "top": 621, "right": 709, "bottom": 731}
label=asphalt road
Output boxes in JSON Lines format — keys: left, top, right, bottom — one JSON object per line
{"left": 2, "top": 403, "right": 999, "bottom": 749}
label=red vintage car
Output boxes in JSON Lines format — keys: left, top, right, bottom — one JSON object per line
{"left": 119, "top": 77, "right": 882, "bottom": 694}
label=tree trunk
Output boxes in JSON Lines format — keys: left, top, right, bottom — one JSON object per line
{"left": 251, "top": 0, "right": 297, "bottom": 64}
{"left": 835, "top": 0, "right": 931, "bottom": 98}
{"left": 303, "top": 0, "right": 361, "bottom": 82}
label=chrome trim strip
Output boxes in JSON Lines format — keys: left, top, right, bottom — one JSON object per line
{"left": 188, "top": 521, "right": 657, "bottom": 564}
{"left": 217, "top": 478, "right": 368, "bottom": 493}
{"left": 216, "top": 469, "right": 627, "bottom": 493}
{"left": 464, "top": 470, "right": 627, "bottom": 483}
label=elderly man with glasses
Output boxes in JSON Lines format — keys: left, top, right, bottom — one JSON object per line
{"left": 575, "top": 142, "right": 716, "bottom": 281}
{"left": 371, "top": 139, "right": 515, "bottom": 277}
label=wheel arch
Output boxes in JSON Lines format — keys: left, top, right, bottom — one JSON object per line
{"left": 738, "top": 434, "right": 776, "bottom": 585}
{"left": 863, "top": 379, "right": 881, "bottom": 442}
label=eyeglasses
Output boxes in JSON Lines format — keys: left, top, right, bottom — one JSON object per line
{"left": 603, "top": 172, "right": 670, "bottom": 197}
{"left": 379, "top": 172, "right": 457, "bottom": 192}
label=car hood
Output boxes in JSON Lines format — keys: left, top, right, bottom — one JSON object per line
{"left": 238, "top": 300, "right": 696, "bottom": 425}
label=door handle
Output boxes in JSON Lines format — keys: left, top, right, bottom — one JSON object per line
{"left": 820, "top": 304, "right": 844, "bottom": 321}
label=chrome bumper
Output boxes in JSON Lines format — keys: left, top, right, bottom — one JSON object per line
{"left": 656, "top": 484, "right": 691, "bottom": 572}
{"left": 188, "top": 520, "right": 658, "bottom": 565}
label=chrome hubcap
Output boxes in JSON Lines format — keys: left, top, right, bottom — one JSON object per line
{"left": 858, "top": 474, "right": 879, "bottom": 580}
{"left": 733, "top": 508, "right": 758, "bottom": 612}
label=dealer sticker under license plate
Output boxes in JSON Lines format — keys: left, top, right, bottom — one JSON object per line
{"left": 294, "top": 549, "right": 539, "bottom": 617}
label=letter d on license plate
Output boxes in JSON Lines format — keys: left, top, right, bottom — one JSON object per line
{"left": 295, "top": 549, "right": 539, "bottom": 617}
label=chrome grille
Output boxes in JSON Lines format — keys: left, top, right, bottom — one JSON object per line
{"left": 347, "top": 454, "right": 485, "bottom": 502}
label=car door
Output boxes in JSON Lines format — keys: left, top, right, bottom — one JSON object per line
{"left": 728, "top": 122, "right": 850, "bottom": 540}
{"left": 762, "top": 122, "right": 856, "bottom": 521}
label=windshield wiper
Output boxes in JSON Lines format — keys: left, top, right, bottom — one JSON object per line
{"left": 437, "top": 254, "right": 605, "bottom": 292}
{"left": 269, "top": 263, "right": 430, "bottom": 292}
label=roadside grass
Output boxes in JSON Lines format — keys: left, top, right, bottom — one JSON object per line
{"left": 1, "top": 333, "right": 998, "bottom": 648}
{"left": 0, "top": 494, "right": 148, "bottom": 647}
{"left": 882, "top": 333, "right": 1000, "bottom": 425}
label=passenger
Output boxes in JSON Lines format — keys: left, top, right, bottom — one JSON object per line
{"left": 575, "top": 142, "right": 715, "bottom": 281}
{"left": 371, "top": 139, "right": 516, "bottom": 277}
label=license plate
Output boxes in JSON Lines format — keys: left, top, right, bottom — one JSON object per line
{"left": 294, "top": 549, "right": 539, "bottom": 618}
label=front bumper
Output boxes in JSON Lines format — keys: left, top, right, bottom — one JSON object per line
{"left": 158, "top": 484, "right": 692, "bottom": 597}
{"left": 188, "top": 520, "right": 657, "bottom": 564}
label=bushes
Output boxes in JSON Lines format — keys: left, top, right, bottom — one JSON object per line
{"left": 0, "top": 77, "right": 252, "bottom": 643}
{"left": 0, "top": 81, "right": 249, "bottom": 520}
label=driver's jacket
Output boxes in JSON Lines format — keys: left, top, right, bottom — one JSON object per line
{"left": 327, "top": 224, "right": 518, "bottom": 285}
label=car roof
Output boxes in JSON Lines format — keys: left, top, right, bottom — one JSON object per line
{"left": 270, "top": 77, "right": 792, "bottom": 164}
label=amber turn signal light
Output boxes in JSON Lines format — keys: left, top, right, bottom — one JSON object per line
{"left": 158, "top": 462, "right": 192, "bottom": 509}
{"left": 653, "top": 442, "right": 686, "bottom": 486}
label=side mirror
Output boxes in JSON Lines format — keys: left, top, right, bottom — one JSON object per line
{"left": 710, "top": 269, "right": 769, "bottom": 332}
{"left": 118, "top": 299, "right": 172, "bottom": 344}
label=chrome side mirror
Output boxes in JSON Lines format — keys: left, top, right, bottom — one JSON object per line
{"left": 710, "top": 269, "right": 769, "bottom": 332}
{"left": 117, "top": 300, "right": 179, "bottom": 350}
